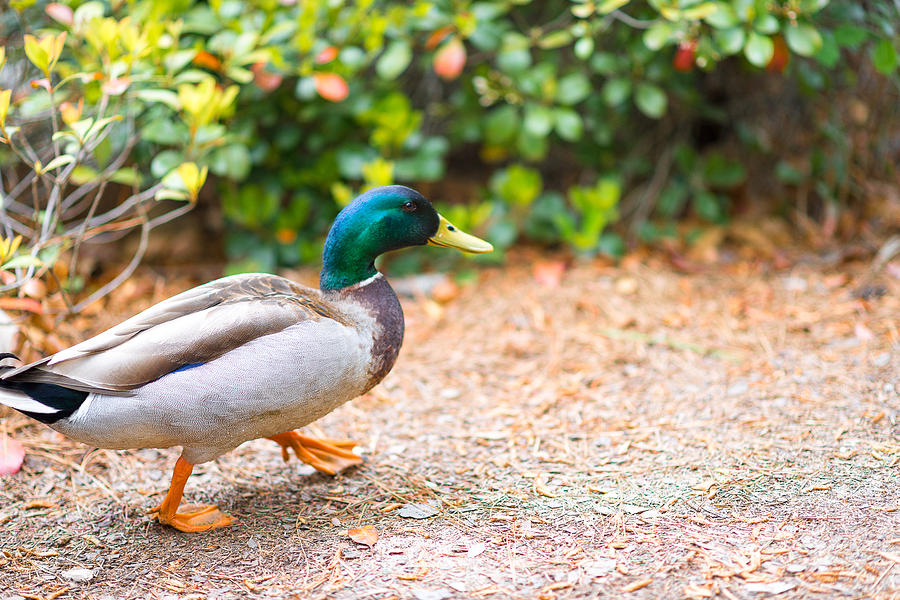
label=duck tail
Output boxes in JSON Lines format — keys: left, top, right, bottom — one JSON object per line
{"left": 0, "top": 353, "right": 89, "bottom": 424}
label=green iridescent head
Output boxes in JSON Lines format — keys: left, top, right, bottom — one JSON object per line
{"left": 320, "top": 185, "right": 492, "bottom": 290}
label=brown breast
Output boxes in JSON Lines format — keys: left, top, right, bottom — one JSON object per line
{"left": 333, "top": 275, "right": 404, "bottom": 391}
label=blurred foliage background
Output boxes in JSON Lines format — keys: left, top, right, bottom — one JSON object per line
{"left": 0, "top": 0, "right": 898, "bottom": 306}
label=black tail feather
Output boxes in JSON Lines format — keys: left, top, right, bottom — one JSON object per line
{"left": 0, "top": 362, "right": 89, "bottom": 424}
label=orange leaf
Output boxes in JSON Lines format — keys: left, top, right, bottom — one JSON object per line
{"left": 251, "top": 62, "right": 283, "bottom": 92}
{"left": 433, "top": 37, "right": 466, "bottom": 81}
{"left": 767, "top": 35, "right": 790, "bottom": 73}
{"left": 193, "top": 50, "right": 222, "bottom": 71}
{"left": 425, "top": 26, "right": 454, "bottom": 50}
{"left": 45, "top": 3, "right": 73, "bottom": 26}
{"left": 0, "top": 297, "right": 44, "bottom": 313}
{"left": 313, "top": 72, "right": 349, "bottom": 102}
{"left": 0, "top": 434, "right": 25, "bottom": 476}
{"left": 532, "top": 260, "right": 566, "bottom": 288}
{"left": 315, "top": 46, "right": 338, "bottom": 64}
{"left": 347, "top": 525, "right": 378, "bottom": 546}
{"left": 59, "top": 98, "right": 84, "bottom": 125}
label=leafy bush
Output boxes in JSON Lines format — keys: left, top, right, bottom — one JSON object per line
{"left": 0, "top": 5, "right": 233, "bottom": 313}
{"left": 6, "top": 0, "right": 898, "bottom": 275}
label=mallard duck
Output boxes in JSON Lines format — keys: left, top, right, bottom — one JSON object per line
{"left": 0, "top": 185, "right": 491, "bottom": 532}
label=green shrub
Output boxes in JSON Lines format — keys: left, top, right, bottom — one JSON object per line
{"left": 6, "top": 0, "right": 898, "bottom": 274}
{"left": 0, "top": 4, "right": 229, "bottom": 310}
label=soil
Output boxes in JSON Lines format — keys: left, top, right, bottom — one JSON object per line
{"left": 0, "top": 247, "right": 898, "bottom": 600}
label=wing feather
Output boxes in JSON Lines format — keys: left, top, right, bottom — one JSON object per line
{"left": 2, "top": 273, "right": 349, "bottom": 391}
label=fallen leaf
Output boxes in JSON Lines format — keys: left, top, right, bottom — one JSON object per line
{"left": 532, "top": 260, "right": 566, "bottom": 287}
{"left": 397, "top": 502, "right": 439, "bottom": 519}
{"left": 854, "top": 322, "right": 874, "bottom": 342}
{"left": 348, "top": 525, "right": 378, "bottom": 546}
{"left": 622, "top": 578, "right": 653, "bottom": 592}
{"left": 0, "top": 434, "right": 25, "bottom": 476}
{"left": 431, "top": 279, "right": 458, "bottom": 303}
{"left": 467, "top": 542, "right": 486, "bottom": 557}
{"left": 61, "top": 568, "right": 94, "bottom": 582}
{"left": 0, "top": 297, "right": 43, "bottom": 313}
{"left": 615, "top": 277, "right": 638, "bottom": 295}
{"left": 744, "top": 581, "right": 796, "bottom": 594}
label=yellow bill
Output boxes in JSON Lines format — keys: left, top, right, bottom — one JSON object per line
{"left": 427, "top": 214, "right": 493, "bottom": 254}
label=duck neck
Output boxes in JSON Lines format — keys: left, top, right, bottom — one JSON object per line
{"left": 319, "top": 229, "right": 379, "bottom": 291}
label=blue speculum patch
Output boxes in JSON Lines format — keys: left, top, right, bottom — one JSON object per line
{"left": 172, "top": 363, "right": 204, "bottom": 373}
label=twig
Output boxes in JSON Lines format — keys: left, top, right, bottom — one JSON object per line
{"left": 69, "top": 208, "right": 150, "bottom": 313}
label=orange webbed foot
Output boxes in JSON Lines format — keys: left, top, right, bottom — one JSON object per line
{"left": 150, "top": 456, "right": 234, "bottom": 532}
{"left": 267, "top": 431, "right": 362, "bottom": 475}
{"left": 149, "top": 502, "right": 234, "bottom": 533}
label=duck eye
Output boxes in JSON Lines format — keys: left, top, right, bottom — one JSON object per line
{"left": 401, "top": 201, "right": 417, "bottom": 212}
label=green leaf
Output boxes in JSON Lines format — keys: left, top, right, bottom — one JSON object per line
{"left": 596, "top": 0, "right": 630, "bottom": 14}
{"left": 69, "top": 165, "right": 98, "bottom": 185}
{"left": 151, "top": 150, "right": 184, "bottom": 179}
{"left": 141, "top": 118, "right": 189, "bottom": 145}
{"left": 784, "top": 23, "right": 822, "bottom": 57}
{"left": 41, "top": 154, "right": 75, "bottom": 173}
{"left": 497, "top": 48, "right": 531, "bottom": 72}
{"left": 135, "top": 89, "right": 180, "bottom": 110}
{"left": 538, "top": 29, "right": 573, "bottom": 49}
{"left": 744, "top": 32, "right": 774, "bottom": 67}
{"left": 643, "top": 22, "right": 673, "bottom": 51}
{"left": 753, "top": 14, "right": 779, "bottom": 35}
{"left": 209, "top": 144, "right": 252, "bottom": 180}
{"left": 833, "top": 25, "right": 868, "bottom": 49}
{"left": 225, "top": 66, "right": 254, "bottom": 84}
{"left": 23, "top": 35, "right": 49, "bottom": 74}
{"left": 1, "top": 255, "right": 42, "bottom": 270}
{"left": 376, "top": 40, "right": 412, "bottom": 80}
{"left": 714, "top": 27, "right": 746, "bottom": 55}
{"left": 815, "top": 33, "right": 839, "bottom": 68}
{"left": 484, "top": 105, "right": 519, "bottom": 144}
{"left": 555, "top": 72, "right": 592, "bottom": 105}
{"left": 154, "top": 189, "right": 190, "bottom": 202}
{"left": 702, "top": 153, "right": 746, "bottom": 188}
{"left": 110, "top": 168, "right": 140, "bottom": 186}
{"left": 871, "top": 38, "right": 898, "bottom": 75}
{"left": 523, "top": 104, "right": 554, "bottom": 136}
{"left": 704, "top": 3, "right": 738, "bottom": 28}
{"left": 490, "top": 164, "right": 542, "bottom": 206}
{"left": 634, "top": 82, "right": 667, "bottom": 118}
{"left": 590, "top": 52, "right": 618, "bottom": 75}
{"left": 601, "top": 78, "right": 631, "bottom": 106}
{"left": 574, "top": 37, "right": 594, "bottom": 59}
{"left": 681, "top": 2, "right": 718, "bottom": 20}
{"left": 553, "top": 107, "right": 583, "bottom": 141}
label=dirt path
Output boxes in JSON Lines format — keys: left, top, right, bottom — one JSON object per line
{"left": 1, "top": 252, "right": 898, "bottom": 599}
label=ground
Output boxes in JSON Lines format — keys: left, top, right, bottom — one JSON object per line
{"left": 0, "top": 247, "right": 898, "bottom": 600}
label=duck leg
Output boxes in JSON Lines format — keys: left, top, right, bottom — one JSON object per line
{"left": 267, "top": 431, "right": 362, "bottom": 475}
{"left": 148, "top": 456, "right": 234, "bottom": 532}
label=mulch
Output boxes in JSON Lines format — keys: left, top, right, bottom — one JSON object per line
{"left": 0, "top": 243, "right": 898, "bottom": 599}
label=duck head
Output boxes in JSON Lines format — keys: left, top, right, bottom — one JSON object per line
{"left": 320, "top": 185, "right": 492, "bottom": 290}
